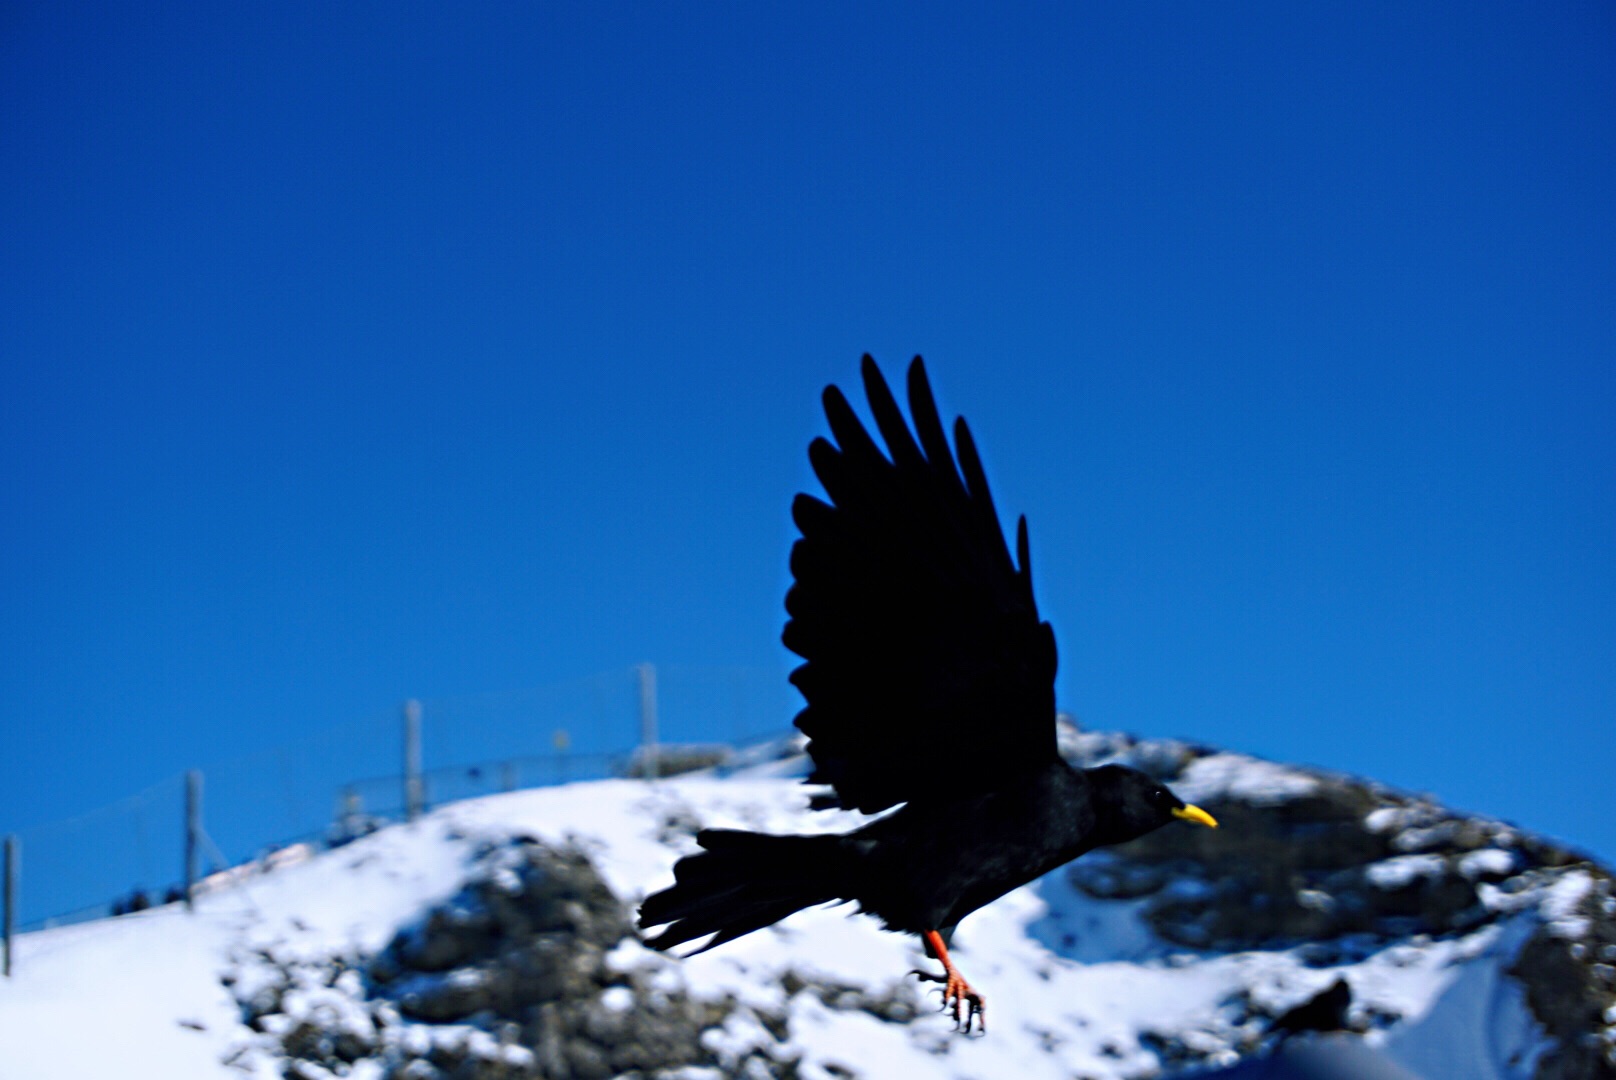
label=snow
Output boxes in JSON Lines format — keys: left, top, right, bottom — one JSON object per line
{"left": 1459, "top": 849, "right": 1521, "bottom": 881}
{"left": 0, "top": 771, "right": 1562, "bottom": 1079}
{"left": 600, "top": 985, "right": 636, "bottom": 1012}
{"left": 1366, "top": 855, "right": 1447, "bottom": 891}
{"left": 1173, "top": 754, "right": 1319, "bottom": 807}
{"left": 1364, "top": 803, "right": 1445, "bottom": 837}
{"left": 0, "top": 813, "right": 478, "bottom": 1080}
{"left": 1542, "top": 869, "right": 1595, "bottom": 939}
{"left": 1379, "top": 920, "right": 1549, "bottom": 1080}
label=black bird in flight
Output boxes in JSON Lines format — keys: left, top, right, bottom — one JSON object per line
{"left": 638, "top": 356, "right": 1218, "bottom": 1033}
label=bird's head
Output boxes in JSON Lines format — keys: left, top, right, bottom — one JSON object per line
{"left": 1088, "top": 763, "right": 1219, "bottom": 846}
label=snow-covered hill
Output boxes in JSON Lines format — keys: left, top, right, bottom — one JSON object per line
{"left": 2, "top": 728, "right": 1612, "bottom": 1079}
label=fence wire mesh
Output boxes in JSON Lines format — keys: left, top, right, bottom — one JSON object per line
{"left": 5, "top": 664, "right": 798, "bottom": 932}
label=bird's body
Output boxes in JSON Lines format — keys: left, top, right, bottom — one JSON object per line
{"left": 846, "top": 760, "right": 1161, "bottom": 933}
{"left": 639, "top": 356, "right": 1217, "bottom": 1032}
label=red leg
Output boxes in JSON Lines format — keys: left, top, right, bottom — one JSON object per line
{"left": 911, "top": 929, "right": 986, "bottom": 1033}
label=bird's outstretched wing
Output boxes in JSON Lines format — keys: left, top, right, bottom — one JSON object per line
{"left": 783, "top": 355, "right": 1059, "bottom": 814}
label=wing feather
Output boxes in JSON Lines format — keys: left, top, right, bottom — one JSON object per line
{"left": 785, "top": 355, "right": 1060, "bottom": 813}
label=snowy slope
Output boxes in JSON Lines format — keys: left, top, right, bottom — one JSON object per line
{"left": 0, "top": 739, "right": 1609, "bottom": 1079}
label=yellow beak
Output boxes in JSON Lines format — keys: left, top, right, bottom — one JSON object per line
{"left": 1172, "top": 804, "right": 1219, "bottom": 829}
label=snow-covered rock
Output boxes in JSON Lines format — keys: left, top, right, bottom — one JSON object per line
{"left": 0, "top": 726, "right": 1612, "bottom": 1079}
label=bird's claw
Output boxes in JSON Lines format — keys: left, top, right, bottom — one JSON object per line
{"left": 909, "top": 967, "right": 986, "bottom": 1034}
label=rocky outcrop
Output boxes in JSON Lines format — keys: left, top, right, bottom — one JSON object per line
{"left": 1508, "top": 872, "right": 1616, "bottom": 1080}
{"left": 223, "top": 835, "right": 930, "bottom": 1079}
{"left": 1059, "top": 726, "right": 1616, "bottom": 1076}
{"left": 218, "top": 727, "right": 1616, "bottom": 1079}
{"left": 226, "top": 837, "right": 731, "bottom": 1079}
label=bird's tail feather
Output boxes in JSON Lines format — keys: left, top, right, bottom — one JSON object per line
{"left": 638, "top": 828, "right": 848, "bottom": 953}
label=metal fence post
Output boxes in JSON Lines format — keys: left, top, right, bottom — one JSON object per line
{"left": 553, "top": 728, "right": 571, "bottom": 785}
{"left": 4, "top": 834, "right": 16, "bottom": 977}
{"left": 638, "top": 663, "right": 659, "bottom": 780}
{"left": 185, "top": 770, "right": 202, "bottom": 911}
{"left": 404, "top": 699, "right": 424, "bottom": 822}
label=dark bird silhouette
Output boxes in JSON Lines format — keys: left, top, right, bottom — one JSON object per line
{"left": 638, "top": 355, "right": 1218, "bottom": 1033}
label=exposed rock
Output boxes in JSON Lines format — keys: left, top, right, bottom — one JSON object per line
{"left": 1508, "top": 869, "right": 1616, "bottom": 1080}
{"left": 218, "top": 728, "right": 1616, "bottom": 1080}
{"left": 1268, "top": 977, "right": 1354, "bottom": 1038}
{"left": 621, "top": 744, "right": 734, "bottom": 779}
{"left": 230, "top": 838, "right": 738, "bottom": 1079}
{"left": 1060, "top": 745, "right": 1538, "bottom": 953}
{"left": 778, "top": 968, "right": 923, "bottom": 1025}
{"left": 1059, "top": 731, "right": 1616, "bottom": 1077}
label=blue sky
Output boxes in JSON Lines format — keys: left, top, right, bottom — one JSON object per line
{"left": 3, "top": 0, "right": 1612, "bottom": 891}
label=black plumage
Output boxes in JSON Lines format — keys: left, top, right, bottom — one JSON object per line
{"left": 638, "top": 356, "right": 1218, "bottom": 1033}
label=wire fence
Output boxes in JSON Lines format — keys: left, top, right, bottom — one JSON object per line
{"left": 3, "top": 664, "right": 798, "bottom": 936}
